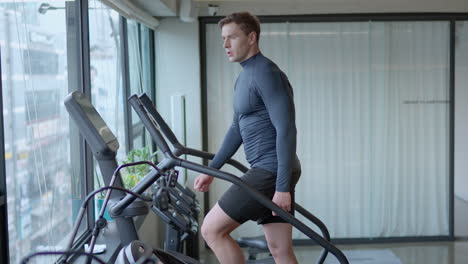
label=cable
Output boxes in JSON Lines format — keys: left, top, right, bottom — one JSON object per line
{"left": 84, "top": 185, "right": 153, "bottom": 206}
{"left": 68, "top": 161, "right": 161, "bottom": 252}
{"left": 20, "top": 251, "right": 106, "bottom": 264}
{"left": 21, "top": 161, "right": 162, "bottom": 264}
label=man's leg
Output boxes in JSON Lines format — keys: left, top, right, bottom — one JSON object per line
{"left": 263, "top": 222, "right": 298, "bottom": 264}
{"left": 201, "top": 203, "right": 245, "bottom": 264}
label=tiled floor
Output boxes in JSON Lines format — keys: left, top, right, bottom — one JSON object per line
{"left": 200, "top": 240, "right": 468, "bottom": 264}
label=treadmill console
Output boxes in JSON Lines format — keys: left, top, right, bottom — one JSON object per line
{"left": 64, "top": 91, "right": 119, "bottom": 158}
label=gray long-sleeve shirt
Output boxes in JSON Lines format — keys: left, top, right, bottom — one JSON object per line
{"left": 210, "top": 52, "right": 300, "bottom": 192}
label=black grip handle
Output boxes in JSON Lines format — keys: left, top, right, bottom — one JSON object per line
{"left": 139, "top": 93, "right": 181, "bottom": 147}
{"left": 128, "top": 95, "right": 172, "bottom": 155}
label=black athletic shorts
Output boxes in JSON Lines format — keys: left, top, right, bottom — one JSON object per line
{"left": 218, "top": 167, "right": 301, "bottom": 225}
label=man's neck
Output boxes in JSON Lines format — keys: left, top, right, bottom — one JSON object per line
{"left": 240, "top": 47, "right": 261, "bottom": 63}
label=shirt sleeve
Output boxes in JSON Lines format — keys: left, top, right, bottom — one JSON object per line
{"left": 255, "top": 69, "right": 297, "bottom": 192}
{"left": 209, "top": 113, "right": 243, "bottom": 169}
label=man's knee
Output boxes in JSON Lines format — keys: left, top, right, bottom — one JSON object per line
{"left": 201, "top": 219, "right": 237, "bottom": 247}
{"left": 267, "top": 241, "right": 294, "bottom": 259}
{"left": 201, "top": 221, "right": 217, "bottom": 244}
{"left": 201, "top": 204, "right": 238, "bottom": 245}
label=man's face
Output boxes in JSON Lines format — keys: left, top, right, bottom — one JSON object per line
{"left": 221, "top": 22, "right": 256, "bottom": 63}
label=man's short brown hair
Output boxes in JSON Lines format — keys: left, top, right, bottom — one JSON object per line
{"left": 218, "top": 12, "right": 261, "bottom": 42}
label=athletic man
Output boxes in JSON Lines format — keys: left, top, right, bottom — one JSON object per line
{"left": 194, "top": 12, "right": 301, "bottom": 264}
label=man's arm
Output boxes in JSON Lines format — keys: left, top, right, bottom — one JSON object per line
{"left": 209, "top": 113, "right": 243, "bottom": 169}
{"left": 195, "top": 113, "right": 242, "bottom": 193}
{"left": 255, "top": 70, "right": 297, "bottom": 192}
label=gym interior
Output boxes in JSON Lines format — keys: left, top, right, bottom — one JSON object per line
{"left": 1, "top": 0, "right": 468, "bottom": 263}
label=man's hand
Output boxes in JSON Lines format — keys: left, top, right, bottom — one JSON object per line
{"left": 272, "top": 191, "right": 291, "bottom": 216}
{"left": 194, "top": 173, "right": 214, "bottom": 192}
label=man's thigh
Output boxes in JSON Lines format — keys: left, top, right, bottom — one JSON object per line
{"left": 218, "top": 168, "right": 277, "bottom": 224}
{"left": 262, "top": 222, "right": 293, "bottom": 248}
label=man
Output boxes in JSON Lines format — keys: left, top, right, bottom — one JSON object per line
{"left": 194, "top": 12, "right": 301, "bottom": 264}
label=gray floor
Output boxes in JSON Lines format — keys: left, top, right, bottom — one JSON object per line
{"left": 200, "top": 240, "right": 468, "bottom": 264}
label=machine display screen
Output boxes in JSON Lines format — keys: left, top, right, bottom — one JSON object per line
{"left": 72, "top": 92, "right": 119, "bottom": 153}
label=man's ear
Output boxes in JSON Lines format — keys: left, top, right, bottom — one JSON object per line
{"left": 248, "top": 31, "right": 257, "bottom": 45}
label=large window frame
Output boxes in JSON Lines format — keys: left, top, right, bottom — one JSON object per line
{"left": 123, "top": 19, "right": 155, "bottom": 151}
{"left": 0, "top": 0, "right": 92, "bottom": 262}
{"left": 61, "top": 0, "right": 96, "bottom": 258}
{"left": 0, "top": 0, "right": 156, "bottom": 262}
{"left": 1, "top": 46, "right": 10, "bottom": 264}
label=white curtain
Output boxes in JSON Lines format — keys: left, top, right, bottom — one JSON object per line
{"left": 206, "top": 21, "right": 450, "bottom": 239}
{"left": 455, "top": 21, "right": 468, "bottom": 203}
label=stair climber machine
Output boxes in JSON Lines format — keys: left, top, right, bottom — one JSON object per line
{"left": 21, "top": 91, "right": 349, "bottom": 264}
{"left": 152, "top": 173, "right": 201, "bottom": 257}
{"left": 129, "top": 93, "right": 350, "bottom": 264}
{"left": 22, "top": 91, "right": 201, "bottom": 264}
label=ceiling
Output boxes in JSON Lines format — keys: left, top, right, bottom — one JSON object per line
{"left": 132, "top": 0, "right": 468, "bottom": 20}
{"left": 193, "top": 0, "right": 468, "bottom": 16}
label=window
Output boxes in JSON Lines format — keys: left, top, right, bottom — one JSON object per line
{"left": 89, "top": 0, "right": 126, "bottom": 159}
{"left": 140, "top": 26, "right": 153, "bottom": 100}
{"left": 127, "top": 19, "right": 143, "bottom": 126}
{"left": 127, "top": 21, "right": 154, "bottom": 150}
{"left": 1, "top": 1, "right": 83, "bottom": 262}
{"left": 88, "top": 1, "right": 128, "bottom": 214}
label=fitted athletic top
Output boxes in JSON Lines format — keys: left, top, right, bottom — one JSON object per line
{"left": 210, "top": 52, "right": 300, "bottom": 192}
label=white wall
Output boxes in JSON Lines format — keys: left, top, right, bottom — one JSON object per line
{"left": 153, "top": 17, "right": 206, "bottom": 248}
{"left": 137, "top": 214, "right": 166, "bottom": 248}
{"left": 154, "top": 17, "right": 202, "bottom": 174}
